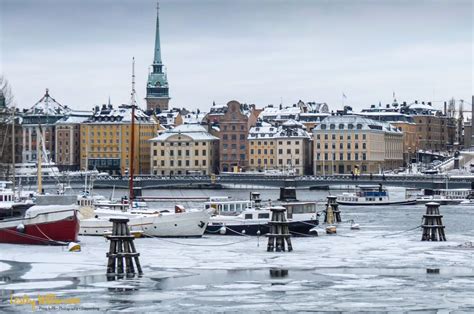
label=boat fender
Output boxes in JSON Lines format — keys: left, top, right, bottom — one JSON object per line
{"left": 219, "top": 226, "right": 226, "bottom": 235}
{"left": 257, "top": 230, "right": 261, "bottom": 236}
{"left": 16, "top": 224, "right": 25, "bottom": 233}
{"left": 309, "top": 227, "right": 319, "bottom": 236}
{"left": 241, "top": 229, "right": 246, "bottom": 235}
{"left": 68, "top": 242, "right": 81, "bottom": 252}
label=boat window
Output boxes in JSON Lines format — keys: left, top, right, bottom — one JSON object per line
{"left": 258, "top": 213, "right": 270, "bottom": 219}
{"left": 244, "top": 214, "right": 253, "bottom": 219}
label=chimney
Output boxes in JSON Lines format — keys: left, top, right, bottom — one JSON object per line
{"left": 444, "top": 102, "right": 447, "bottom": 115}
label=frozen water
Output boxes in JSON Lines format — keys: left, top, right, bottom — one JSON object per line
{"left": 0, "top": 188, "right": 473, "bottom": 312}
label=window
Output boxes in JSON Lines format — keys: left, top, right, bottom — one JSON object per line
{"left": 362, "top": 153, "right": 367, "bottom": 160}
{"left": 324, "top": 153, "right": 328, "bottom": 160}
{"left": 278, "top": 159, "right": 283, "bottom": 165}
{"left": 330, "top": 124, "right": 335, "bottom": 129}
{"left": 357, "top": 124, "right": 362, "bottom": 130}
{"left": 178, "top": 150, "right": 182, "bottom": 157}
{"left": 362, "top": 134, "right": 366, "bottom": 140}
{"left": 231, "top": 134, "right": 237, "bottom": 140}
{"left": 195, "top": 160, "right": 199, "bottom": 166}
{"left": 202, "top": 150, "right": 206, "bottom": 156}
{"left": 317, "top": 143, "right": 320, "bottom": 149}
{"left": 338, "top": 124, "right": 344, "bottom": 130}
{"left": 347, "top": 153, "right": 351, "bottom": 160}
{"left": 170, "top": 150, "right": 174, "bottom": 156}
{"left": 324, "top": 134, "right": 328, "bottom": 140}
{"left": 362, "top": 143, "right": 366, "bottom": 149}
{"left": 317, "top": 134, "right": 320, "bottom": 140}
{"left": 161, "top": 160, "right": 165, "bottom": 166}
{"left": 355, "top": 143, "right": 359, "bottom": 149}
{"left": 258, "top": 213, "right": 270, "bottom": 219}
{"left": 320, "top": 124, "right": 326, "bottom": 130}
{"left": 186, "top": 150, "right": 190, "bottom": 156}
{"left": 332, "top": 134, "right": 336, "bottom": 140}
{"left": 324, "top": 143, "right": 328, "bottom": 149}
{"left": 203, "top": 160, "right": 206, "bottom": 166}
{"left": 317, "top": 153, "right": 320, "bottom": 160}
{"left": 295, "top": 149, "right": 300, "bottom": 154}
{"left": 340, "top": 153, "right": 343, "bottom": 160}
{"left": 340, "top": 143, "right": 343, "bottom": 149}
{"left": 278, "top": 149, "right": 283, "bottom": 154}
{"left": 347, "top": 143, "right": 351, "bottom": 149}
{"left": 170, "top": 160, "right": 174, "bottom": 166}
{"left": 250, "top": 149, "right": 254, "bottom": 154}
{"left": 223, "top": 134, "right": 228, "bottom": 140}
{"left": 178, "top": 160, "right": 182, "bottom": 166}
{"left": 245, "top": 214, "right": 253, "bottom": 219}
{"left": 287, "top": 149, "right": 291, "bottom": 154}
{"left": 195, "top": 150, "right": 199, "bottom": 156}
{"left": 186, "top": 160, "right": 190, "bottom": 166}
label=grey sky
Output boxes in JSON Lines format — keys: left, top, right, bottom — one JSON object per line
{"left": 1, "top": 0, "right": 472, "bottom": 112}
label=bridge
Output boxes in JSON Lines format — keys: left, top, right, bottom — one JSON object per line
{"left": 83, "top": 173, "right": 474, "bottom": 190}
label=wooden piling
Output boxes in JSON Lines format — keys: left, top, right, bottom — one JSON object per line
{"left": 421, "top": 202, "right": 446, "bottom": 241}
{"left": 266, "top": 206, "right": 293, "bottom": 252}
{"left": 106, "top": 218, "right": 143, "bottom": 276}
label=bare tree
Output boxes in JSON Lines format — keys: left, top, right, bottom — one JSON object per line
{"left": 0, "top": 75, "right": 14, "bottom": 107}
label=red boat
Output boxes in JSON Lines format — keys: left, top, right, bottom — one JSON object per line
{"left": 0, "top": 205, "right": 79, "bottom": 245}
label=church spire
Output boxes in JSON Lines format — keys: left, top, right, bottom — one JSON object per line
{"left": 153, "top": 2, "right": 162, "bottom": 65}
{"left": 146, "top": 1, "right": 170, "bottom": 112}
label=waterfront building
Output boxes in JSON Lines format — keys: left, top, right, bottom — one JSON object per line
{"left": 21, "top": 89, "right": 69, "bottom": 163}
{"left": 247, "top": 120, "right": 312, "bottom": 175}
{"left": 313, "top": 115, "right": 403, "bottom": 175}
{"left": 359, "top": 102, "right": 417, "bottom": 164}
{"left": 149, "top": 124, "right": 219, "bottom": 175}
{"left": 156, "top": 109, "right": 183, "bottom": 129}
{"left": 247, "top": 121, "right": 278, "bottom": 172}
{"left": 274, "top": 120, "right": 312, "bottom": 175}
{"left": 145, "top": 5, "right": 170, "bottom": 112}
{"left": 80, "top": 104, "right": 159, "bottom": 175}
{"left": 402, "top": 101, "right": 456, "bottom": 152}
{"left": 54, "top": 111, "right": 90, "bottom": 171}
{"left": 217, "top": 100, "right": 259, "bottom": 172}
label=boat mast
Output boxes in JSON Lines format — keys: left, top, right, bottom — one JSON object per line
{"left": 37, "top": 125, "right": 43, "bottom": 194}
{"left": 11, "top": 105, "right": 16, "bottom": 194}
{"left": 129, "top": 57, "right": 136, "bottom": 203}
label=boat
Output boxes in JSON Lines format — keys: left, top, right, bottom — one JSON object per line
{"left": 336, "top": 184, "right": 416, "bottom": 206}
{"left": 205, "top": 192, "right": 319, "bottom": 236}
{"left": 0, "top": 180, "right": 79, "bottom": 246}
{"left": 415, "top": 188, "right": 473, "bottom": 205}
{"left": 459, "top": 199, "right": 474, "bottom": 206}
{"left": 79, "top": 203, "right": 210, "bottom": 237}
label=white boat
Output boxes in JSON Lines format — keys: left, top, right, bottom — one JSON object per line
{"left": 415, "top": 188, "right": 473, "bottom": 205}
{"left": 78, "top": 200, "right": 211, "bottom": 237}
{"left": 336, "top": 185, "right": 416, "bottom": 206}
{"left": 206, "top": 206, "right": 319, "bottom": 236}
{"left": 15, "top": 161, "right": 61, "bottom": 178}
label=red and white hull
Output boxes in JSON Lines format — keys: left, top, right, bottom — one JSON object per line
{"left": 0, "top": 205, "right": 79, "bottom": 245}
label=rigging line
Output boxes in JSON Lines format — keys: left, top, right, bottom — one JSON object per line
{"left": 34, "top": 224, "right": 68, "bottom": 245}
{"left": 380, "top": 225, "right": 422, "bottom": 238}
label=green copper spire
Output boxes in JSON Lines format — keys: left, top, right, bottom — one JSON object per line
{"left": 153, "top": 2, "right": 162, "bottom": 65}
{"left": 146, "top": 1, "right": 170, "bottom": 112}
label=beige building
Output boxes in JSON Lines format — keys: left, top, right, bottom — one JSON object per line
{"left": 80, "top": 104, "right": 159, "bottom": 175}
{"left": 313, "top": 115, "right": 403, "bottom": 175}
{"left": 248, "top": 120, "right": 312, "bottom": 175}
{"left": 150, "top": 124, "right": 219, "bottom": 176}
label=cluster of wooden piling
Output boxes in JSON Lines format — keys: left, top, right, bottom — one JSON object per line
{"left": 267, "top": 206, "right": 293, "bottom": 252}
{"left": 421, "top": 202, "right": 446, "bottom": 241}
{"left": 106, "top": 218, "right": 143, "bottom": 276}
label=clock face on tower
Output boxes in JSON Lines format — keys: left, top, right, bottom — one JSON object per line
{"left": 155, "top": 82, "right": 161, "bottom": 87}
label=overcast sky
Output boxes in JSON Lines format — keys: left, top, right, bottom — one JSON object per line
{"left": 1, "top": 0, "right": 472, "bottom": 113}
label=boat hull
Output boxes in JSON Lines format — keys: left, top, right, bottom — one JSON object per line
{"left": 336, "top": 200, "right": 417, "bottom": 206}
{"left": 0, "top": 208, "right": 79, "bottom": 245}
{"left": 205, "top": 219, "right": 319, "bottom": 236}
{"left": 80, "top": 210, "right": 210, "bottom": 238}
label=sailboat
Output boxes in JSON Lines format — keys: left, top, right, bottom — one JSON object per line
{"left": 0, "top": 118, "right": 80, "bottom": 245}
{"left": 79, "top": 58, "right": 210, "bottom": 238}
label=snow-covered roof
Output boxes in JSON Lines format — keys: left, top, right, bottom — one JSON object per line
{"left": 150, "top": 123, "right": 218, "bottom": 142}
{"left": 314, "top": 115, "right": 402, "bottom": 134}
{"left": 248, "top": 120, "right": 311, "bottom": 139}
{"left": 183, "top": 112, "right": 207, "bottom": 124}
{"left": 26, "top": 89, "right": 69, "bottom": 116}
{"left": 85, "top": 104, "right": 154, "bottom": 124}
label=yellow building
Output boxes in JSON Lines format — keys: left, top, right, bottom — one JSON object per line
{"left": 80, "top": 104, "right": 159, "bottom": 175}
{"left": 149, "top": 124, "right": 219, "bottom": 175}
{"left": 248, "top": 122, "right": 278, "bottom": 171}
{"left": 313, "top": 115, "right": 403, "bottom": 175}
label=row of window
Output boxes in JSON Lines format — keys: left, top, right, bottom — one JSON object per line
{"left": 222, "top": 154, "right": 246, "bottom": 161}
{"left": 320, "top": 123, "right": 363, "bottom": 130}
{"left": 316, "top": 134, "right": 367, "bottom": 140}
{"left": 222, "top": 134, "right": 246, "bottom": 140}
{"left": 153, "top": 141, "right": 208, "bottom": 147}
{"left": 316, "top": 152, "right": 367, "bottom": 161}
{"left": 153, "top": 149, "right": 208, "bottom": 157}
{"left": 250, "top": 158, "right": 301, "bottom": 165}
{"left": 317, "top": 143, "right": 367, "bottom": 150}
{"left": 223, "top": 125, "right": 245, "bottom": 131}
{"left": 153, "top": 159, "right": 207, "bottom": 167}
{"left": 249, "top": 148, "right": 301, "bottom": 155}
{"left": 316, "top": 164, "right": 368, "bottom": 172}
{"left": 222, "top": 144, "right": 246, "bottom": 150}
{"left": 249, "top": 140, "right": 301, "bottom": 146}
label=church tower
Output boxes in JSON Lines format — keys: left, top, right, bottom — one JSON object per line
{"left": 146, "top": 2, "right": 170, "bottom": 112}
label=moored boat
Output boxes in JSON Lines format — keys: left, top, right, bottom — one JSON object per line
{"left": 336, "top": 184, "right": 416, "bottom": 206}
{"left": 0, "top": 204, "right": 79, "bottom": 245}
{"left": 415, "top": 188, "right": 473, "bottom": 205}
